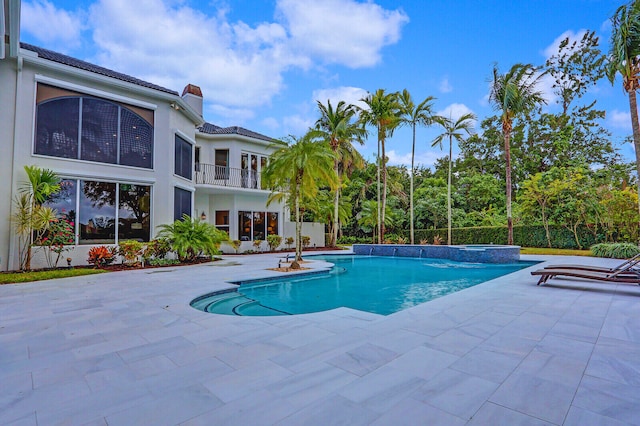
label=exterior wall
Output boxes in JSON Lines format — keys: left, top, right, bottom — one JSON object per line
{"left": 283, "top": 221, "right": 326, "bottom": 249}
{"left": 0, "top": 50, "right": 200, "bottom": 271}
{"left": 0, "top": 54, "right": 18, "bottom": 271}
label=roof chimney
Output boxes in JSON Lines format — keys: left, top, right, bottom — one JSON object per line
{"left": 181, "top": 84, "right": 203, "bottom": 117}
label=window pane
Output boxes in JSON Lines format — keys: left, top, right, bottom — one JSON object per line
{"left": 215, "top": 149, "right": 228, "bottom": 179}
{"left": 267, "top": 212, "right": 278, "bottom": 236}
{"left": 175, "top": 135, "right": 192, "bottom": 179}
{"left": 42, "top": 179, "right": 78, "bottom": 244}
{"left": 215, "top": 210, "right": 229, "bottom": 225}
{"left": 120, "top": 109, "right": 153, "bottom": 169}
{"left": 238, "top": 211, "right": 251, "bottom": 241}
{"left": 81, "top": 98, "right": 118, "bottom": 164}
{"left": 174, "top": 187, "right": 192, "bottom": 221}
{"left": 253, "top": 212, "right": 265, "bottom": 241}
{"left": 118, "top": 184, "right": 150, "bottom": 241}
{"left": 35, "top": 98, "right": 79, "bottom": 158}
{"left": 79, "top": 180, "right": 116, "bottom": 244}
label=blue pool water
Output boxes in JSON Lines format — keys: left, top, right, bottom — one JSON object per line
{"left": 191, "top": 255, "right": 537, "bottom": 316}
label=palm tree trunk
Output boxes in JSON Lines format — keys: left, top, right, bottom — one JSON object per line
{"left": 381, "top": 136, "right": 387, "bottom": 242}
{"left": 504, "top": 122, "right": 514, "bottom": 245}
{"left": 447, "top": 135, "right": 452, "bottom": 245}
{"left": 333, "top": 160, "right": 340, "bottom": 247}
{"left": 628, "top": 89, "right": 640, "bottom": 244}
{"left": 377, "top": 129, "right": 382, "bottom": 244}
{"left": 410, "top": 125, "right": 416, "bottom": 245}
{"left": 295, "top": 194, "right": 302, "bottom": 263}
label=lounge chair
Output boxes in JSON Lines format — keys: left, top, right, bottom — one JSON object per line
{"left": 542, "top": 253, "right": 640, "bottom": 274}
{"left": 532, "top": 267, "right": 640, "bottom": 286}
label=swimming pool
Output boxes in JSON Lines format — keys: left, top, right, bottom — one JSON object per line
{"left": 191, "top": 255, "right": 537, "bottom": 316}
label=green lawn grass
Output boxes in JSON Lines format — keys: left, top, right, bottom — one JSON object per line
{"left": 520, "top": 247, "right": 592, "bottom": 256}
{"left": 0, "top": 268, "right": 106, "bottom": 284}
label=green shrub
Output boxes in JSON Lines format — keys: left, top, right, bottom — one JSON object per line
{"left": 591, "top": 243, "right": 640, "bottom": 259}
{"left": 266, "top": 235, "right": 282, "bottom": 251}
{"left": 156, "top": 215, "right": 228, "bottom": 262}
{"left": 118, "top": 240, "right": 144, "bottom": 265}
{"left": 148, "top": 258, "right": 181, "bottom": 266}
{"left": 230, "top": 240, "right": 242, "bottom": 253}
{"left": 284, "top": 237, "right": 295, "bottom": 249}
{"left": 143, "top": 238, "right": 171, "bottom": 262}
{"left": 337, "top": 236, "right": 369, "bottom": 245}
{"left": 302, "top": 236, "right": 311, "bottom": 248}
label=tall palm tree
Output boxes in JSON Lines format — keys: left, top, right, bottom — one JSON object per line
{"left": 607, "top": 1, "right": 640, "bottom": 223}
{"left": 398, "top": 89, "right": 436, "bottom": 244}
{"left": 262, "top": 131, "right": 337, "bottom": 265}
{"left": 358, "top": 89, "right": 401, "bottom": 243}
{"left": 489, "top": 63, "right": 546, "bottom": 244}
{"left": 315, "top": 100, "right": 366, "bottom": 247}
{"left": 432, "top": 113, "right": 476, "bottom": 245}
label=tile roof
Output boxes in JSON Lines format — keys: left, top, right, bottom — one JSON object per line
{"left": 21, "top": 43, "right": 179, "bottom": 96}
{"left": 197, "top": 123, "right": 274, "bottom": 142}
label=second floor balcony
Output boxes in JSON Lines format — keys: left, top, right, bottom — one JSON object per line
{"left": 195, "top": 163, "right": 265, "bottom": 190}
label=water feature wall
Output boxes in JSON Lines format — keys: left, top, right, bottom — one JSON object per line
{"left": 352, "top": 244, "right": 520, "bottom": 263}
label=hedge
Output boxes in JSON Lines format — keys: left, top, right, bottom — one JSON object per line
{"left": 408, "top": 225, "right": 610, "bottom": 249}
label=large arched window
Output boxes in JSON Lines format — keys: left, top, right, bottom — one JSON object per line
{"left": 35, "top": 87, "right": 154, "bottom": 169}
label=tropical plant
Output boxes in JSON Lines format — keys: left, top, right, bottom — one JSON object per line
{"left": 489, "top": 63, "right": 547, "bottom": 244}
{"left": 266, "top": 234, "right": 282, "bottom": 251}
{"left": 284, "top": 237, "right": 294, "bottom": 250}
{"left": 302, "top": 236, "right": 311, "bottom": 249}
{"left": 252, "top": 239, "right": 263, "bottom": 252}
{"left": 432, "top": 113, "right": 476, "bottom": 245}
{"left": 591, "top": 242, "right": 640, "bottom": 259}
{"left": 35, "top": 217, "right": 75, "bottom": 268}
{"left": 315, "top": 100, "right": 366, "bottom": 246}
{"left": 87, "top": 245, "right": 117, "bottom": 267}
{"left": 118, "top": 240, "right": 145, "bottom": 266}
{"left": 606, "top": 1, "right": 640, "bottom": 227}
{"left": 230, "top": 239, "right": 242, "bottom": 254}
{"left": 142, "top": 238, "right": 171, "bottom": 262}
{"left": 11, "top": 166, "right": 62, "bottom": 270}
{"left": 156, "top": 214, "right": 228, "bottom": 262}
{"left": 358, "top": 89, "right": 402, "bottom": 243}
{"left": 398, "top": 89, "right": 437, "bottom": 244}
{"left": 263, "top": 131, "right": 337, "bottom": 266}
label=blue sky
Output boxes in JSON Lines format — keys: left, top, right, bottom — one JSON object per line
{"left": 19, "top": 0, "right": 635, "bottom": 168}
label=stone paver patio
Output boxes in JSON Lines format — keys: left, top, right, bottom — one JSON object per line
{"left": 2, "top": 251, "right": 640, "bottom": 425}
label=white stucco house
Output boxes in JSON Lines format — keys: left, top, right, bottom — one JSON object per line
{"left": 0, "top": 0, "right": 324, "bottom": 271}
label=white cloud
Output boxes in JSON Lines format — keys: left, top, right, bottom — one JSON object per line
{"left": 437, "top": 103, "right": 476, "bottom": 122}
{"left": 439, "top": 76, "right": 452, "bottom": 93}
{"left": 79, "top": 0, "right": 406, "bottom": 123}
{"left": 21, "top": 0, "right": 84, "bottom": 50}
{"left": 282, "top": 114, "right": 314, "bottom": 136}
{"left": 312, "top": 86, "right": 369, "bottom": 109}
{"left": 386, "top": 149, "right": 441, "bottom": 168}
{"left": 276, "top": 0, "right": 409, "bottom": 68}
{"left": 88, "top": 0, "right": 305, "bottom": 110}
{"left": 609, "top": 109, "right": 632, "bottom": 130}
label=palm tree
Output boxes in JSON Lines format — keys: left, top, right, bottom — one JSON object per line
{"left": 315, "top": 100, "right": 366, "bottom": 247}
{"left": 398, "top": 89, "right": 436, "bottom": 244}
{"left": 607, "top": 1, "right": 640, "bottom": 224}
{"left": 489, "top": 63, "right": 547, "bottom": 244}
{"left": 358, "top": 89, "right": 401, "bottom": 243}
{"left": 12, "top": 165, "right": 61, "bottom": 270}
{"left": 432, "top": 113, "right": 476, "bottom": 245}
{"left": 262, "top": 131, "right": 337, "bottom": 266}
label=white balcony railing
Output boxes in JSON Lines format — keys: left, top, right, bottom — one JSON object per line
{"left": 195, "top": 163, "right": 263, "bottom": 189}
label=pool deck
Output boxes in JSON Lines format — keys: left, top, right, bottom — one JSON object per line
{"left": 2, "top": 251, "right": 640, "bottom": 425}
